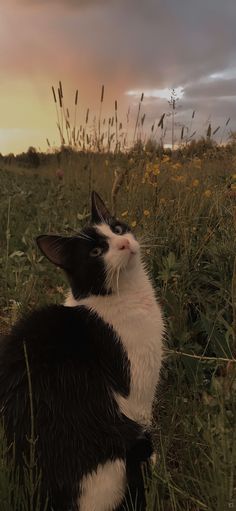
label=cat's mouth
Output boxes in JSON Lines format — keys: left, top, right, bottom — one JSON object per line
{"left": 119, "top": 246, "right": 139, "bottom": 269}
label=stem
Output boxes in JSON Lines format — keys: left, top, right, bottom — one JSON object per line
{"left": 166, "top": 348, "right": 236, "bottom": 364}
{"left": 23, "top": 342, "right": 36, "bottom": 511}
{"left": 232, "top": 256, "right": 236, "bottom": 354}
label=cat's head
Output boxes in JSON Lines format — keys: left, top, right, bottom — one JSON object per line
{"left": 36, "top": 191, "right": 141, "bottom": 299}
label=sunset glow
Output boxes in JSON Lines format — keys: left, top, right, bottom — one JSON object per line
{"left": 0, "top": 0, "right": 236, "bottom": 154}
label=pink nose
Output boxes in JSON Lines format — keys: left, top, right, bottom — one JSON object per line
{"left": 117, "top": 238, "right": 130, "bottom": 251}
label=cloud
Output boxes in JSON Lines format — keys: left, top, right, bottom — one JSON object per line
{"left": 185, "top": 77, "right": 236, "bottom": 99}
{"left": 1, "top": 0, "right": 236, "bottom": 152}
{"left": 2, "top": 0, "right": 236, "bottom": 91}
{"left": 9, "top": 0, "right": 110, "bottom": 6}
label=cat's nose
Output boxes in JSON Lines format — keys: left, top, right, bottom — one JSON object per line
{"left": 117, "top": 238, "right": 130, "bottom": 251}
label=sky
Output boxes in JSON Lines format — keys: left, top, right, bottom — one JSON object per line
{"left": 0, "top": 0, "right": 236, "bottom": 154}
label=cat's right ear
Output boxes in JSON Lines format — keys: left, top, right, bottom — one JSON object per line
{"left": 91, "top": 191, "right": 112, "bottom": 223}
{"left": 36, "top": 235, "right": 70, "bottom": 269}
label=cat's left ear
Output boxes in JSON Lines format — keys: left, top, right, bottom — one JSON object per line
{"left": 36, "top": 235, "right": 72, "bottom": 270}
{"left": 91, "top": 191, "right": 112, "bottom": 224}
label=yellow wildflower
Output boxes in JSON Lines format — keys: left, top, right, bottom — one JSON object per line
{"left": 162, "top": 155, "right": 170, "bottom": 163}
{"left": 203, "top": 190, "right": 212, "bottom": 197}
{"left": 145, "top": 162, "right": 160, "bottom": 175}
{"left": 152, "top": 164, "right": 160, "bottom": 176}
{"left": 171, "top": 175, "right": 186, "bottom": 183}
{"left": 193, "top": 159, "right": 202, "bottom": 169}
{"left": 131, "top": 220, "right": 137, "bottom": 228}
{"left": 172, "top": 162, "right": 182, "bottom": 170}
{"left": 143, "top": 210, "right": 150, "bottom": 217}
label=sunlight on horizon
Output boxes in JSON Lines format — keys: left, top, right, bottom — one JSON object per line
{"left": 126, "top": 87, "right": 184, "bottom": 100}
{"left": 0, "top": 128, "right": 56, "bottom": 156}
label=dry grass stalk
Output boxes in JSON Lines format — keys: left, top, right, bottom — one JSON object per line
{"left": 111, "top": 166, "right": 129, "bottom": 215}
{"left": 115, "top": 100, "right": 118, "bottom": 152}
{"left": 133, "top": 92, "right": 144, "bottom": 143}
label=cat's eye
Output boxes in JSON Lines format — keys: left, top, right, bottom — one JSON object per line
{"left": 90, "top": 247, "right": 103, "bottom": 257}
{"left": 113, "top": 225, "right": 123, "bottom": 235}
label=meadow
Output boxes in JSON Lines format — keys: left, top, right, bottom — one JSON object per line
{"left": 0, "top": 143, "right": 236, "bottom": 510}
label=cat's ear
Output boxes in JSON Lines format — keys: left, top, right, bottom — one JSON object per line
{"left": 91, "top": 191, "right": 111, "bottom": 223}
{"left": 36, "top": 235, "right": 71, "bottom": 269}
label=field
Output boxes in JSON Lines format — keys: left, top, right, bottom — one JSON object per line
{"left": 0, "top": 145, "right": 236, "bottom": 510}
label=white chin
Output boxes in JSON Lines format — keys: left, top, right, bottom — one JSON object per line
{"left": 124, "top": 252, "right": 138, "bottom": 270}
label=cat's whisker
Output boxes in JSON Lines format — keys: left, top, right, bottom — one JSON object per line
{"left": 116, "top": 266, "right": 120, "bottom": 296}
{"left": 139, "top": 235, "right": 168, "bottom": 241}
{"left": 139, "top": 244, "right": 165, "bottom": 248}
{"left": 105, "top": 264, "right": 116, "bottom": 292}
{"left": 78, "top": 232, "right": 93, "bottom": 242}
{"left": 64, "top": 227, "right": 78, "bottom": 233}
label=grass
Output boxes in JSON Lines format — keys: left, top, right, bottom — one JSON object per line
{"left": 0, "top": 147, "right": 236, "bottom": 510}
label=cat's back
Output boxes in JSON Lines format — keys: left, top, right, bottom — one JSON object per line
{"left": 0, "top": 304, "right": 130, "bottom": 393}
{"left": 0, "top": 305, "right": 121, "bottom": 368}
{"left": 0, "top": 304, "right": 93, "bottom": 368}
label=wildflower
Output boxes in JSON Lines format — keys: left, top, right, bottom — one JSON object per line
{"left": 171, "top": 175, "right": 186, "bottom": 183}
{"left": 152, "top": 164, "right": 160, "bottom": 176}
{"left": 172, "top": 162, "right": 182, "bottom": 170}
{"left": 145, "top": 162, "right": 160, "bottom": 176}
{"left": 56, "top": 168, "right": 64, "bottom": 180}
{"left": 143, "top": 210, "right": 150, "bottom": 217}
{"left": 203, "top": 190, "right": 212, "bottom": 197}
{"left": 131, "top": 220, "right": 137, "bottom": 228}
{"left": 56, "top": 286, "right": 64, "bottom": 294}
{"left": 162, "top": 155, "right": 170, "bottom": 163}
{"left": 193, "top": 159, "right": 202, "bottom": 169}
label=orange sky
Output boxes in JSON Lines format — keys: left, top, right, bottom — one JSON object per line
{"left": 1, "top": 0, "right": 236, "bottom": 154}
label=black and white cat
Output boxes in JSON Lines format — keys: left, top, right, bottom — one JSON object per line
{"left": 0, "top": 192, "right": 165, "bottom": 511}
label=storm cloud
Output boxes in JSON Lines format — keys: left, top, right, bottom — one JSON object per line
{"left": 1, "top": 0, "right": 236, "bottom": 152}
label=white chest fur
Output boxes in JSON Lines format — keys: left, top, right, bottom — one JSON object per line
{"left": 65, "top": 267, "right": 165, "bottom": 428}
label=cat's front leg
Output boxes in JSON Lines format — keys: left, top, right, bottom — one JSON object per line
{"left": 115, "top": 430, "right": 154, "bottom": 511}
{"left": 77, "top": 458, "right": 126, "bottom": 511}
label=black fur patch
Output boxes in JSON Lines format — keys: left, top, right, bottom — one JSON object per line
{"left": 66, "top": 226, "right": 111, "bottom": 299}
{"left": 0, "top": 304, "right": 140, "bottom": 510}
{"left": 37, "top": 226, "right": 111, "bottom": 299}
